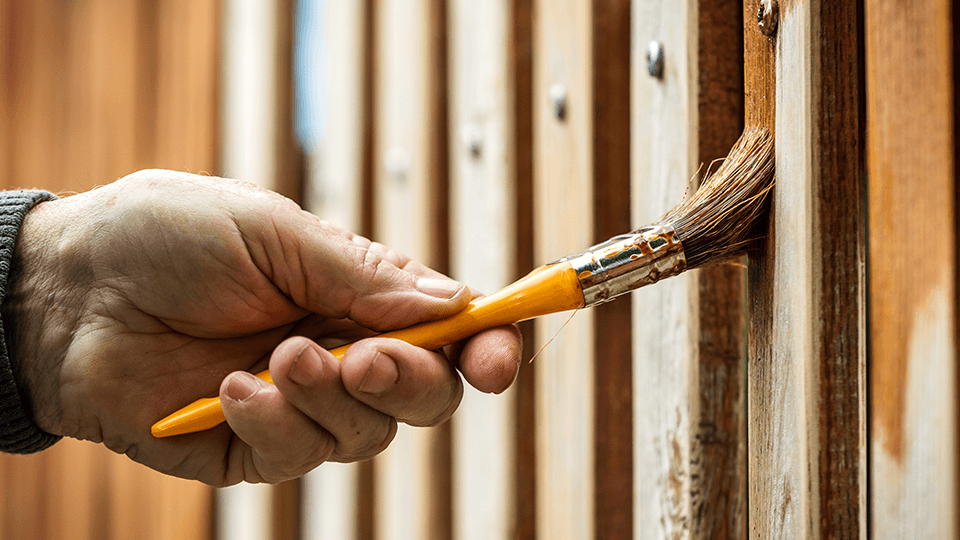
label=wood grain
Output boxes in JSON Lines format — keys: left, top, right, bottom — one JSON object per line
{"left": 532, "top": 1, "right": 595, "bottom": 537}
{"left": 747, "top": 0, "right": 865, "bottom": 538}
{"left": 694, "top": 1, "right": 746, "bottom": 538}
{"left": 866, "top": 0, "right": 957, "bottom": 537}
{"left": 631, "top": 1, "right": 741, "bottom": 538}
{"left": 632, "top": 2, "right": 690, "bottom": 538}
{"left": 808, "top": 1, "right": 865, "bottom": 536}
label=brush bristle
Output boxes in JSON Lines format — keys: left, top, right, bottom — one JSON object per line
{"left": 655, "top": 127, "right": 775, "bottom": 269}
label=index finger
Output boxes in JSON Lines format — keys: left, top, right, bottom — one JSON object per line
{"left": 236, "top": 203, "right": 473, "bottom": 331}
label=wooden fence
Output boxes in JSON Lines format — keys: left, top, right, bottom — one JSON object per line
{"left": 0, "top": 0, "right": 957, "bottom": 539}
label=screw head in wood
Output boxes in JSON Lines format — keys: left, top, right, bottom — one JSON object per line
{"left": 549, "top": 83, "right": 567, "bottom": 121}
{"left": 460, "top": 123, "right": 483, "bottom": 158}
{"left": 757, "top": 0, "right": 779, "bottom": 37}
{"left": 646, "top": 41, "right": 664, "bottom": 78}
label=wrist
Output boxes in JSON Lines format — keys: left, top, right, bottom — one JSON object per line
{"left": 2, "top": 196, "right": 80, "bottom": 442}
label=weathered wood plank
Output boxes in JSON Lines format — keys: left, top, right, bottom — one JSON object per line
{"left": 591, "top": 0, "right": 633, "bottom": 538}
{"left": 632, "top": 2, "right": 698, "bottom": 538}
{"left": 807, "top": 1, "right": 865, "bottom": 536}
{"left": 447, "top": 1, "right": 518, "bottom": 538}
{"left": 747, "top": 0, "right": 865, "bottom": 538}
{"left": 509, "top": 1, "right": 537, "bottom": 538}
{"left": 532, "top": 1, "right": 595, "bottom": 537}
{"left": 632, "top": 0, "right": 747, "bottom": 538}
{"left": 218, "top": 0, "right": 284, "bottom": 537}
{"left": 372, "top": 0, "right": 450, "bottom": 538}
{"left": 693, "top": 0, "right": 747, "bottom": 537}
{"left": 866, "top": 0, "right": 957, "bottom": 537}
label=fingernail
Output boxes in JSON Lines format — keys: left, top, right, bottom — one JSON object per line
{"left": 225, "top": 372, "right": 261, "bottom": 403}
{"left": 289, "top": 344, "right": 324, "bottom": 387}
{"left": 358, "top": 352, "right": 399, "bottom": 395}
{"left": 417, "top": 278, "right": 463, "bottom": 299}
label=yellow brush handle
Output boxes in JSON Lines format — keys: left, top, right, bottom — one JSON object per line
{"left": 151, "top": 261, "right": 585, "bottom": 438}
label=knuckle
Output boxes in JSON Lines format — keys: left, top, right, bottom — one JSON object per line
{"left": 354, "top": 243, "right": 385, "bottom": 288}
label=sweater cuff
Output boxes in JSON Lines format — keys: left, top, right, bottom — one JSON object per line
{"left": 0, "top": 190, "right": 62, "bottom": 453}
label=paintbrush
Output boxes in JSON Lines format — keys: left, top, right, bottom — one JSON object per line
{"left": 151, "top": 126, "right": 774, "bottom": 438}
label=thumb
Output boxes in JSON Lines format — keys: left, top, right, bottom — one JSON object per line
{"left": 236, "top": 200, "right": 471, "bottom": 330}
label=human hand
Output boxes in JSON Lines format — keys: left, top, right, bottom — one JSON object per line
{"left": 3, "top": 170, "right": 522, "bottom": 486}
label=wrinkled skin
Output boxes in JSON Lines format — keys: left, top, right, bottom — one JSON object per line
{"left": 4, "top": 170, "right": 521, "bottom": 486}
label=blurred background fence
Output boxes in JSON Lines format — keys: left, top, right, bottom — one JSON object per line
{"left": 0, "top": 1, "right": 957, "bottom": 539}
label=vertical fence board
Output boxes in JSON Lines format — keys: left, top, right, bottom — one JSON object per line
{"left": 807, "top": 2, "right": 866, "bottom": 536}
{"left": 447, "top": 1, "right": 517, "bottom": 539}
{"left": 632, "top": 0, "right": 747, "bottom": 538}
{"left": 372, "top": 0, "right": 449, "bottom": 538}
{"left": 754, "top": 2, "right": 813, "bottom": 535}
{"left": 301, "top": 1, "right": 366, "bottom": 539}
{"left": 631, "top": 2, "right": 698, "bottom": 538}
{"left": 151, "top": 0, "right": 221, "bottom": 173}
{"left": 272, "top": 5, "right": 304, "bottom": 538}
{"left": 591, "top": 1, "right": 633, "bottom": 538}
{"left": 748, "top": 0, "right": 866, "bottom": 538}
{"left": 693, "top": 0, "right": 747, "bottom": 537}
{"left": 145, "top": 1, "right": 219, "bottom": 535}
{"left": 866, "top": 0, "right": 958, "bottom": 537}
{"left": 219, "top": 0, "right": 283, "bottom": 537}
{"left": 0, "top": 1, "right": 218, "bottom": 539}
{"left": 0, "top": 0, "right": 8, "bottom": 184}
{"left": 509, "top": 1, "right": 537, "bottom": 538}
{"left": 532, "top": 1, "right": 595, "bottom": 538}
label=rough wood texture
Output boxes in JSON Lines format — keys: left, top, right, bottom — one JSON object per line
{"left": 866, "top": 0, "right": 957, "bottom": 537}
{"left": 808, "top": 2, "right": 865, "bottom": 536}
{"left": 533, "top": 0, "right": 595, "bottom": 537}
{"left": 0, "top": 2, "right": 217, "bottom": 539}
{"left": 372, "top": 1, "right": 450, "bottom": 538}
{"left": 447, "top": 1, "right": 519, "bottom": 538}
{"left": 694, "top": 1, "right": 746, "bottom": 538}
{"left": 633, "top": 1, "right": 745, "bottom": 538}
{"left": 747, "top": 0, "right": 865, "bottom": 538}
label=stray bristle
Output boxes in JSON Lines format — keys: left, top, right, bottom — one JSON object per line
{"left": 655, "top": 127, "right": 775, "bottom": 269}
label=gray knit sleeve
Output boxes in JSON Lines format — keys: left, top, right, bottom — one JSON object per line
{"left": 0, "top": 190, "right": 62, "bottom": 453}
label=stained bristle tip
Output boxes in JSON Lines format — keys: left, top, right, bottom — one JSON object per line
{"left": 656, "top": 127, "right": 775, "bottom": 269}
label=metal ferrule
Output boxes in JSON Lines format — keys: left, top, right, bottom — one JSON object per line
{"left": 558, "top": 224, "right": 687, "bottom": 307}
